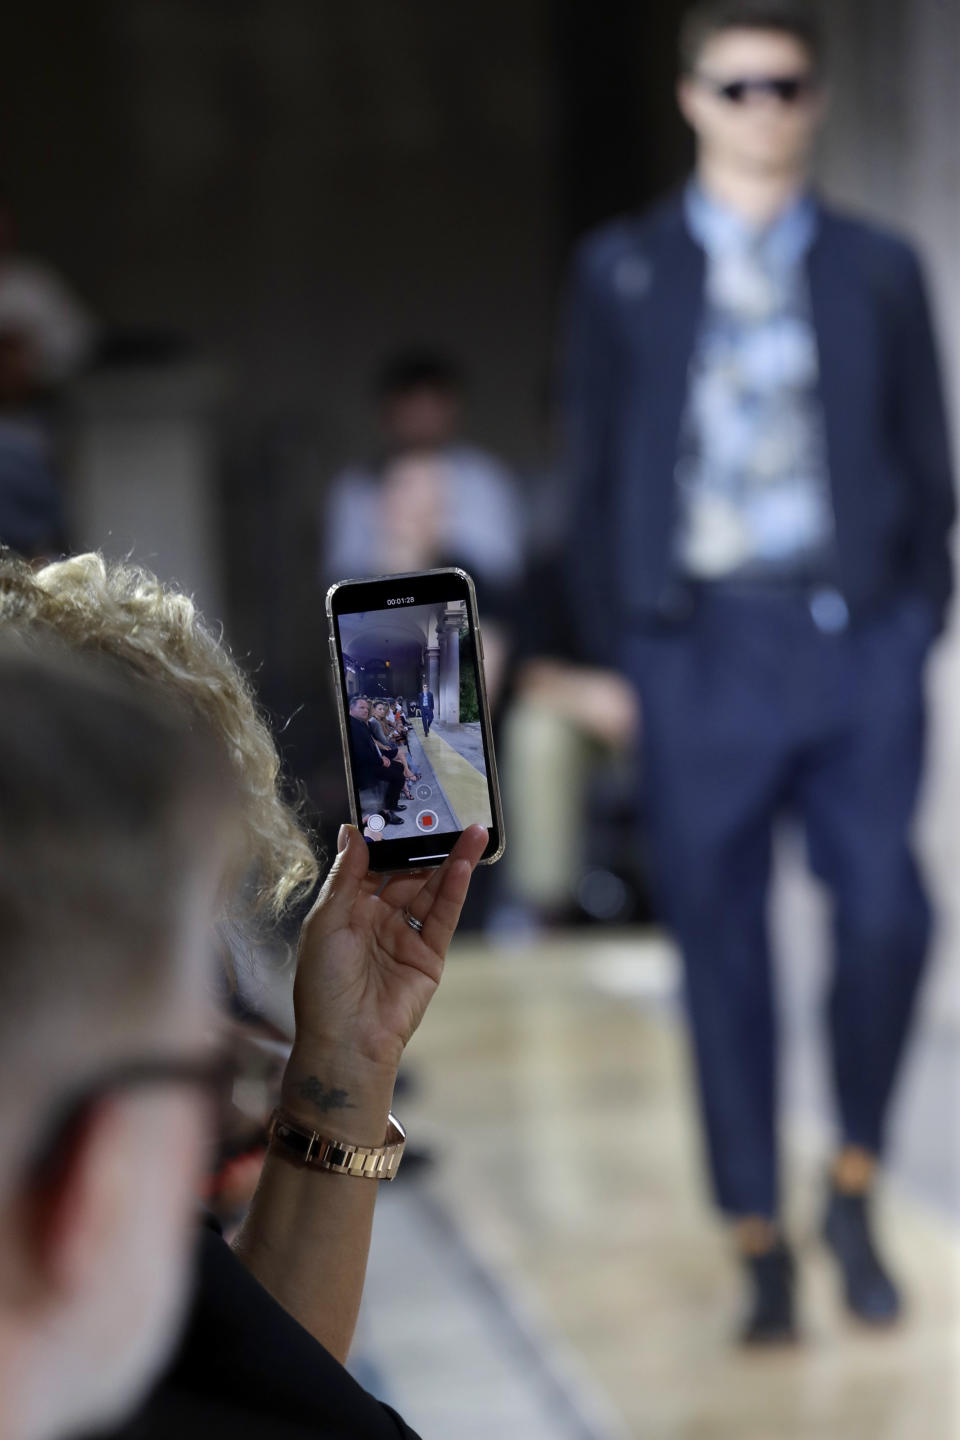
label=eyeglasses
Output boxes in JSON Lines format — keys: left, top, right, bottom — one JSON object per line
{"left": 695, "top": 73, "right": 819, "bottom": 105}
{"left": 26, "top": 1051, "right": 239, "bottom": 1184}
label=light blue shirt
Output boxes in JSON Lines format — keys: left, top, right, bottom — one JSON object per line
{"left": 685, "top": 180, "right": 818, "bottom": 273}
{"left": 675, "top": 182, "right": 835, "bottom": 582}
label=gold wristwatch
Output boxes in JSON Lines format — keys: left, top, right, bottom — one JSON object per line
{"left": 267, "top": 1108, "right": 406, "bottom": 1181}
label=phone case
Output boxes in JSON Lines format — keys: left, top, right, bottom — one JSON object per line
{"left": 325, "top": 567, "right": 505, "bottom": 871}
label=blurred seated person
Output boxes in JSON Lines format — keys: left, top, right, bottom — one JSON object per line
{"left": 1, "top": 553, "right": 488, "bottom": 1439}
{"left": 321, "top": 349, "right": 524, "bottom": 703}
{"left": 0, "top": 197, "right": 94, "bottom": 560}
{"left": 0, "top": 424, "right": 65, "bottom": 557}
{"left": 498, "top": 549, "right": 640, "bottom": 926}
{"left": 0, "top": 333, "right": 66, "bottom": 558}
{"left": 349, "top": 693, "right": 407, "bottom": 825}
{"left": 0, "top": 194, "right": 97, "bottom": 397}
{"left": 0, "top": 642, "right": 238, "bottom": 1440}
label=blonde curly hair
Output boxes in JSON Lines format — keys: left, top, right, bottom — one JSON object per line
{"left": 0, "top": 551, "right": 319, "bottom": 938}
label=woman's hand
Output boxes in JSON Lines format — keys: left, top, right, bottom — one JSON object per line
{"left": 280, "top": 823, "right": 488, "bottom": 1133}
{"left": 236, "top": 824, "right": 488, "bottom": 1358}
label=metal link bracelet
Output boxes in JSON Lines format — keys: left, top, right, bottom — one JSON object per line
{"left": 267, "top": 1108, "right": 406, "bottom": 1181}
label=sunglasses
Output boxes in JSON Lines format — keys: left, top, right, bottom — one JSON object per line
{"left": 696, "top": 73, "right": 818, "bottom": 105}
{"left": 26, "top": 1050, "right": 240, "bottom": 1185}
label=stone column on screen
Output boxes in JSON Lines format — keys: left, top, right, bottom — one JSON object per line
{"left": 439, "top": 610, "right": 461, "bottom": 725}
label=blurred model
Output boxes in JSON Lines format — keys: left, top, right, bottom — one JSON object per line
{"left": 563, "top": 0, "right": 954, "bottom": 1343}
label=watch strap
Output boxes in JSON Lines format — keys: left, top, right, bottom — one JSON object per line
{"left": 267, "top": 1108, "right": 406, "bottom": 1181}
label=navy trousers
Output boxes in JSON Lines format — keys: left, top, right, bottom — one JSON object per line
{"left": 625, "top": 588, "right": 934, "bottom": 1218}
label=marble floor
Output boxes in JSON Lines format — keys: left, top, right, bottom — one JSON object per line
{"left": 374, "top": 729, "right": 458, "bottom": 842}
{"left": 352, "top": 932, "right": 960, "bottom": 1440}
{"left": 415, "top": 719, "right": 491, "bottom": 831}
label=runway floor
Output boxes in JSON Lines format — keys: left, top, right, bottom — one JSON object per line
{"left": 351, "top": 932, "right": 960, "bottom": 1439}
{"left": 380, "top": 720, "right": 488, "bottom": 842}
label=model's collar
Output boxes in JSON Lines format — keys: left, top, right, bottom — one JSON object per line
{"left": 684, "top": 178, "right": 818, "bottom": 268}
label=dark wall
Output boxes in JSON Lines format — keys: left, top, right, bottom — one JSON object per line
{"left": 554, "top": 0, "right": 692, "bottom": 242}
{"left": 1, "top": 1, "right": 696, "bottom": 695}
{"left": 3, "top": 1, "right": 559, "bottom": 465}
{"left": 2, "top": 2, "right": 693, "bottom": 453}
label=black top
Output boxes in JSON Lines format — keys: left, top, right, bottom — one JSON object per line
{"left": 83, "top": 1222, "right": 422, "bottom": 1440}
{"left": 0, "top": 423, "right": 65, "bottom": 557}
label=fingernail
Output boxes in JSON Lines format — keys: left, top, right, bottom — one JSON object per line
{"left": 337, "top": 824, "right": 352, "bottom": 852}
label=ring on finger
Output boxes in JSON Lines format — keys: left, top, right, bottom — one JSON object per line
{"left": 403, "top": 908, "right": 425, "bottom": 934}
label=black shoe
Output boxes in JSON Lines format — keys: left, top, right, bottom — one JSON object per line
{"left": 385, "top": 813, "right": 404, "bottom": 826}
{"left": 394, "top": 805, "right": 407, "bottom": 812}
{"left": 823, "top": 1187, "right": 901, "bottom": 1325}
{"left": 738, "top": 1242, "right": 799, "bottom": 1346}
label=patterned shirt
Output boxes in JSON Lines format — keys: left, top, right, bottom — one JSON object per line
{"left": 675, "top": 182, "right": 835, "bottom": 582}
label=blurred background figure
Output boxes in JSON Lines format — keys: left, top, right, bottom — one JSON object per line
{"left": 0, "top": 193, "right": 93, "bottom": 558}
{"left": 563, "top": 0, "right": 954, "bottom": 1345}
{"left": 322, "top": 349, "right": 523, "bottom": 594}
{"left": 0, "top": 404, "right": 65, "bottom": 560}
{"left": 321, "top": 348, "right": 523, "bottom": 700}
{"left": 0, "top": 193, "right": 97, "bottom": 392}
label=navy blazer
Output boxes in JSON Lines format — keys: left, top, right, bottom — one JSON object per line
{"left": 562, "top": 191, "right": 956, "bottom": 663}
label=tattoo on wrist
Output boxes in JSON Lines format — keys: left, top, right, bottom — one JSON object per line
{"left": 295, "top": 1076, "right": 357, "bottom": 1114}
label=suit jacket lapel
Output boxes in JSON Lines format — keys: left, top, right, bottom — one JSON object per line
{"left": 645, "top": 206, "right": 704, "bottom": 442}
{"left": 618, "top": 203, "right": 704, "bottom": 602}
{"left": 807, "top": 211, "right": 875, "bottom": 574}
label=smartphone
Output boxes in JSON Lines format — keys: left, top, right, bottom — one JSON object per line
{"left": 326, "top": 567, "right": 505, "bottom": 872}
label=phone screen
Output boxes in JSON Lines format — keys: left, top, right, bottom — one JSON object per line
{"left": 327, "top": 568, "right": 504, "bottom": 871}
